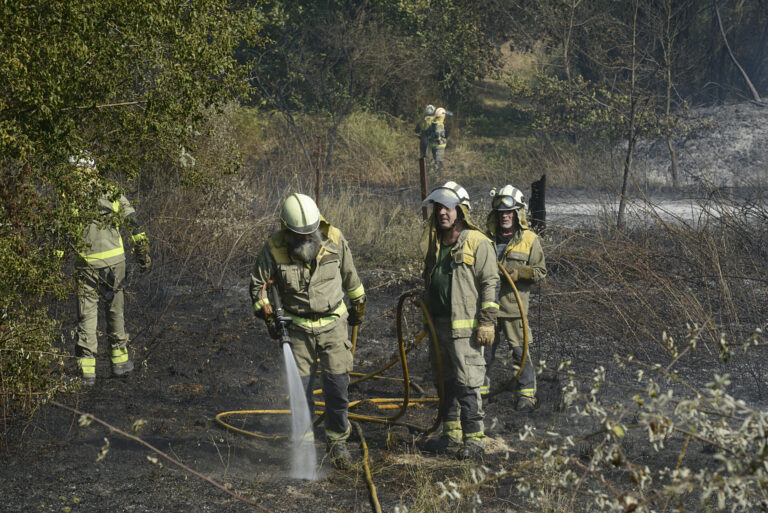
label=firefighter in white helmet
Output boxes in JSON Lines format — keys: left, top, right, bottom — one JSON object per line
{"left": 419, "top": 181, "right": 499, "bottom": 461}
{"left": 415, "top": 104, "right": 436, "bottom": 159}
{"left": 249, "top": 193, "right": 366, "bottom": 470}
{"left": 66, "top": 153, "right": 151, "bottom": 386}
{"left": 486, "top": 185, "right": 546, "bottom": 411}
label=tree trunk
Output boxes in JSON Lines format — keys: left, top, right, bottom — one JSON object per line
{"left": 617, "top": 2, "right": 640, "bottom": 230}
{"left": 714, "top": 0, "right": 761, "bottom": 101}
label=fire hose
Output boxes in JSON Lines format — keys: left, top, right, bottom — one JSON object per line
{"left": 215, "top": 270, "right": 530, "bottom": 509}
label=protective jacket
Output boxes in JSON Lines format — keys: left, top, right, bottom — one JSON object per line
{"left": 78, "top": 193, "right": 148, "bottom": 269}
{"left": 250, "top": 218, "right": 364, "bottom": 331}
{"left": 486, "top": 209, "right": 546, "bottom": 318}
{"left": 428, "top": 118, "right": 447, "bottom": 149}
{"left": 415, "top": 115, "right": 435, "bottom": 141}
{"left": 421, "top": 213, "right": 499, "bottom": 337}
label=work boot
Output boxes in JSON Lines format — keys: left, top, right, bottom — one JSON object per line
{"left": 327, "top": 440, "right": 353, "bottom": 470}
{"left": 457, "top": 439, "right": 486, "bottom": 462}
{"left": 423, "top": 434, "right": 462, "bottom": 455}
{"left": 515, "top": 395, "right": 539, "bottom": 412}
{"left": 112, "top": 359, "right": 134, "bottom": 377}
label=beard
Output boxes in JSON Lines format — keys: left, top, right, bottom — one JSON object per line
{"left": 288, "top": 231, "right": 324, "bottom": 263}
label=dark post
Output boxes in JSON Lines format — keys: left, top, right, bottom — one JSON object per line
{"left": 419, "top": 157, "right": 428, "bottom": 220}
{"left": 529, "top": 174, "right": 546, "bottom": 232}
{"left": 315, "top": 137, "right": 322, "bottom": 205}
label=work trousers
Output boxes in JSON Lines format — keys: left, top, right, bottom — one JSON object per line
{"left": 499, "top": 317, "right": 536, "bottom": 398}
{"left": 290, "top": 319, "right": 352, "bottom": 442}
{"left": 419, "top": 139, "right": 429, "bottom": 159}
{"left": 430, "top": 317, "right": 485, "bottom": 438}
{"left": 75, "top": 261, "right": 129, "bottom": 359}
{"left": 431, "top": 147, "right": 445, "bottom": 172}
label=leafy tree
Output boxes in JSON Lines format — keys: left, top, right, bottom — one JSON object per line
{"left": 0, "top": 0, "right": 264, "bottom": 432}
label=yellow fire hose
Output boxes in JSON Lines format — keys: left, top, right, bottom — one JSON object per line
{"left": 215, "top": 292, "right": 444, "bottom": 438}
{"left": 215, "top": 279, "right": 529, "bottom": 510}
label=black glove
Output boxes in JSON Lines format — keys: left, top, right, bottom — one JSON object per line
{"left": 134, "top": 243, "right": 151, "bottom": 272}
{"left": 348, "top": 295, "right": 367, "bottom": 326}
{"left": 265, "top": 313, "right": 281, "bottom": 340}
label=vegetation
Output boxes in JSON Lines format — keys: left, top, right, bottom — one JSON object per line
{"left": 2, "top": 0, "right": 767, "bottom": 511}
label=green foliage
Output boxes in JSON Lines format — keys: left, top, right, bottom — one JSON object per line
{"left": 508, "top": 73, "right": 664, "bottom": 140}
{"left": 0, "top": 0, "right": 265, "bottom": 430}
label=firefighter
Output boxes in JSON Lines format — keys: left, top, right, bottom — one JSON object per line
{"left": 415, "top": 104, "right": 436, "bottom": 160}
{"left": 419, "top": 181, "right": 499, "bottom": 460}
{"left": 249, "top": 193, "right": 366, "bottom": 470}
{"left": 69, "top": 154, "right": 151, "bottom": 386}
{"left": 428, "top": 107, "right": 448, "bottom": 173}
{"left": 486, "top": 185, "right": 547, "bottom": 411}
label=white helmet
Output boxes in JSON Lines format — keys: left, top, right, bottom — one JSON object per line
{"left": 280, "top": 193, "right": 320, "bottom": 234}
{"left": 435, "top": 107, "right": 446, "bottom": 117}
{"left": 490, "top": 185, "right": 526, "bottom": 211}
{"left": 422, "top": 181, "right": 471, "bottom": 210}
{"left": 68, "top": 151, "right": 96, "bottom": 170}
{"left": 425, "top": 104, "right": 436, "bottom": 116}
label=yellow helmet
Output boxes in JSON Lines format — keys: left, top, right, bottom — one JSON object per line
{"left": 280, "top": 193, "right": 320, "bottom": 234}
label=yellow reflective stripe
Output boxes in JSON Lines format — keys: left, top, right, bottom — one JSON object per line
{"left": 443, "top": 420, "right": 463, "bottom": 438}
{"left": 81, "top": 237, "right": 124, "bottom": 262}
{"left": 110, "top": 347, "right": 129, "bottom": 364}
{"left": 253, "top": 298, "right": 270, "bottom": 312}
{"left": 347, "top": 284, "right": 365, "bottom": 300}
{"left": 452, "top": 318, "right": 478, "bottom": 330}
{"left": 286, "top": 302, "right": 347, "bottom": 328}
{"left": 464, "top": 431, "right": 486, "bottom": 441}
{"left": 112, "top": 200, "right": 120, "bottom": 211}
{"left": 78, "top": 357, "right": 96, "bottom": 375}
{"left": 481, "top": 301, "right": 499, "bottom": 310}
{"left": 325, "top": 425, "right": 351, "bottom": 440}
{"left": 519, "top": 389, "right": 536, "bottom": 397}
{"left": 132, "top": 232, "right": 148, "bottom": 244}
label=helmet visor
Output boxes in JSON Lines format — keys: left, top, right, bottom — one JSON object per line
{"left": 421, "top": 187, "right": 460, "bottom": 210}
{"left": 492, "top": 195, "right": 524, "bottom": 211}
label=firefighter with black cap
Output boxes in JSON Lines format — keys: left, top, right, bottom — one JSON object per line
{"left": 486, "top": 185, "right": 546, "bottom": 411}
{"left": 419, "top": 181, "right": 499, "bottom": 460}
{"left": 249, "top": 193, "right": 366, "bottom": 470}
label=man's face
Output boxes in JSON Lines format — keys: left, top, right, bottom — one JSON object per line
{"left": 287, "top": 230, "right": 322, "bottom": 263}
{"left": 497, "top": 209, "right": 518, "bottom": 230}
{"left": 435, "top": 203, "right": 458, "bottom": 230}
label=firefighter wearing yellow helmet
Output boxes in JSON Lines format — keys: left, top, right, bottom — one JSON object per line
{"left": 249, "top": 193, "right": 366, "bottom": 470}
{"left": 67, "top": 153, "right": 151, "bottom": 386}
{"left": 415, "top": 104, "right": 436, "bottom": 159}
{"left": 419, "top": 181, "right": 499, "bottom": 461}
{"left": 486, "top": 185, "right": 547, "bottom": 412}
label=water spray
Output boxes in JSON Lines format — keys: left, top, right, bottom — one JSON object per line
{"left": 268, "top": 284, "right": 319, "bottom": 480}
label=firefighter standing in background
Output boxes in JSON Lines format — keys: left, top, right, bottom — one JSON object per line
{"left": 428, "top": 107, "right": 448, "bottom": 173}
{"left": 69, "top": 154, "right": 151, "bottom": 386}
{"left": 486, "top": 185, "right": 546, "bottom": 411}
{"left": 249, "top": 193, "right": 366, "bottom": 470}
{"left": 419, "top": 181, "right": 499, "bottom": 460}
{"left": 415, "top": 104, "right": 436, "bottom": 160}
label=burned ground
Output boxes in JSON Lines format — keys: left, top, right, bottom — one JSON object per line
{"left": 3, "top": 232, "right": 766, "bottom": 513}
